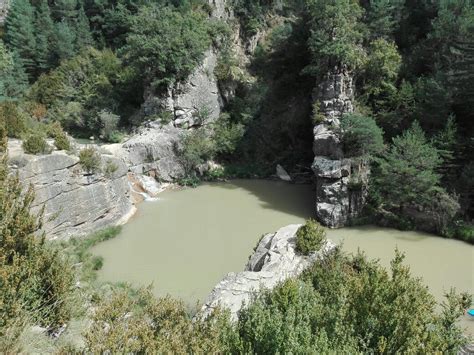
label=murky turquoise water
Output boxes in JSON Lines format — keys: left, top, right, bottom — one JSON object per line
{"left": 92, "top": 180, "right": 473, "bottom": 334}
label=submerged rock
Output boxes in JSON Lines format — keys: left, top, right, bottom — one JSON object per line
{"left": 200, "top": 224, "right": 335, "bottom": 321}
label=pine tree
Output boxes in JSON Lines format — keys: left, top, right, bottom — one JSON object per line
{"left": 364, "top": 0, "right": 404, "bottom": 40}
{"left": 4, "top": 0, "right": 37, "bottom": 79}
{"left": 52, "top": 0, "right": 78, "bottom": 22}
{"left": 304, "top": 0, "right": 365, "bottom": 75}
{"left": 372, "top": 121, "right": 459, "bottom": 231}
{"left": 55, "top": 20, "right": 77, "bottom": 61}
{"left": 35, "top": 0, "right": 57, "bottom": 73}
{"left": 0, "top": 41, "right": 28, "bottom": 100}
{"left": 75, "top": 5, "right": 94, "bottom": 50}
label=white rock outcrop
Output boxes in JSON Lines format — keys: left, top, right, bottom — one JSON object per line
{"left": 312, "top": 69, "right": 368, "bottom": 227}
{"left": 144, "top": 49, "right": 223, "bottom": 129}
{"left": 104, "top": 124, "right": 185, "bottom": 182}
{"left": 0, "top": 0, "right": 9, "bottom": 24}
{"left": 200, "top": 224, "right": 335, "bottom": 320}
{"left": 11, "top": 143, "right": 134, "bottom": 239}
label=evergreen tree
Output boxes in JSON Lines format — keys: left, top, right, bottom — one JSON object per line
{"left": 75, "top": 6, "right": 94, "bottom": 50}
{"left": 340, "top": 113, "right": 384, "bottom": 158}
{"left": 372, "top": 122, "right": 459, "bottom": 231}
{"left": 52, "top": 0, "right": 78, "bottom": 22}
{"left": 35, "top": 0, "right": 57, "bottom": 73}
{"left": 0, "top": 41, "right": 28, "bottom": 100}
{"left": 55, "top": 20, "right": 77, "bottom": 61}
{"left": 304, "top": 0, "right": 365, "bottom": 75}
{"left": 364, "top": 0, "right": 404, "bottom": 40}
{"left": 4, "top": 0, "right": 37, "bottom": 79}
{"left": 121, "top": 4, "right": 212, "bottom": 89}
{"left": 361, "top": 38, "right": 401, "bottom": 107}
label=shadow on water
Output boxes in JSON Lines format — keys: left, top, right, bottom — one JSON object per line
{"left": 215, "top": 179, "right": 315, "bottom": 220}
{"left": 337, "top": 225, "right": 432, "bottom": 243}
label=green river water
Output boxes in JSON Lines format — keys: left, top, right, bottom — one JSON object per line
{"left": 92, "top": 180, "right": 474, "bottom": 335}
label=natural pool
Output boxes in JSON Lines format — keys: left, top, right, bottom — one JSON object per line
{"left": 92, "top": 180, "right": 474, "bottom": 334}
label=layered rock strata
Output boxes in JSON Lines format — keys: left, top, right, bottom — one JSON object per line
{"left": 103, "top": 124, "right": 185, "bottom": 182}
{"left": 200, "top": 224, "right": 335, "bottom": 321}
{"left": 312, "top": 69, "right": 367, "bottom": 227}
{"left": 10, "top": 141, "right": 134, "bottom": 239}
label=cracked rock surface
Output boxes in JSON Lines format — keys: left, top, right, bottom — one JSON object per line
{"left": 200, "top": 224, "right": 335, "bottom": 321}
{"left": 10, "top": 141, "right": 134, "bottom": 239}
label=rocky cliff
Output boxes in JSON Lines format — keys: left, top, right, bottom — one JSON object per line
{"left": 312, "top": 69, "right": 368, "bottom": 227}
{"left": 142, "top": 0, "right": 232, "bottom": 128}
{"left": 0, "top": 0, "right": 8, "bottom": 24}
{"left": 103, "top": 124, "right": 185, "bottom": 182}
{"left": 9, "top": 140, "right": 135, "bottom": 239}
{"left": 143, "top": 48, "right": 223, "bottom": 129}
{"left": 200, "top": 224, "right": 335, "bottom": 320}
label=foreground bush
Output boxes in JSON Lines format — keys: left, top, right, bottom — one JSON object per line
{"left": 22, "top": 133, "right": 49, "bottom": 154}
{"left": 236, "top": 249, "right": 471, "bottom": 353}
{"left": 84, "top": 288, "right": 234, "bottom": 353}
{"left": 295, "top": 219, "right": 326, "bottom": 255}
{"left": 0, "top": 150, "right": 74, "bottom": 352}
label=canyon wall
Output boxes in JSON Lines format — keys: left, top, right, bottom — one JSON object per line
{"left": 9, "top": 140, "right": 134, "bottom": 239}
{"left": 312, "top": 69, "right": 368, "bottom": 227}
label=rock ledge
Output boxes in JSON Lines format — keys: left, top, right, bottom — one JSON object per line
{"left": 200, "top": 224, "right": 336, "bottom": 320}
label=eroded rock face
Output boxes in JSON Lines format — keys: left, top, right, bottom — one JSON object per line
{"left": 11, "top": 145, "right": 135, "bottom": 239}
{"left": 312, "top": 69, "right": 367, "bottom": 227}
{"left": 104, "top": 124, "right": 185, "bottom": 182}
{"left": 144, "top": 49, "right": 223, "bottom": 129}
{"left": 142, "top": 0, "right": 233, "bottom": 127}
{"left": 200, "top": 224, "right": 335, "bottom": 321}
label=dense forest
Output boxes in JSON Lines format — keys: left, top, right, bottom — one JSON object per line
{"left": 0, "top": 0, "right": 473, "bottom": 352}
{"left": 1, "top": 0, "right": 473, "bottom": 239}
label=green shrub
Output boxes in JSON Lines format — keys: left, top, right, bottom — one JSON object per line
{"left": 311, "top": 101, "right": 325, "bottom": 125}
{"left": 122, "top": 5, "right": 212, "bottom": 89}
{"left": 103, "top": 160, "right": 119, "bottom": 177}
{"left": 204, "top": 167, "right": 226, "bottom": 181}
{"left": 295, "top": 219, "right": 326, "bottom": 255}
{"left": 212, "top": 113, "right": 245, "bottom": 155}
{"left": 442, "top": 221, "right": 474, "bottom": 244}
{"left": 83, "top": 288, "right": 233, "bottom": 353}
{"left": 79, "top": 147, "right": 101, "bottom": 173}
{"left": 107, "top": 131, "right": 124, "bottom": 143}
{"left": 54, "top": 131, "right": 71, "bottom": 151}
{"left": 340, "top": 113, "right": 384, "bottom": 158}
{"left": 177, "top": 176, "right": 201, "bottom": 187}
{"left": 214, "top": 50, "right": 243, "bottom": 82}
{"left": 46, "top": 121, "right": 64, "bottom": 139}
{"left": 98, "top": 110, "right": 120, "bottom": 142}
{"left": 177, "top": 129, "right": 216, "bottom": 175}
{"left": 237, "top": 250, "right": 471, "bottom": 353}
{"left": 22, "top": 133, "right": 49, "bottom": 155}
{"left": 1, "top": 102, "right": 26, "bottom": 138}
{"left": 0, "top": 158, "right": 74, "bottom": 347}
{"left": 158, "top": 110, "right": 174, "bottom": 125}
